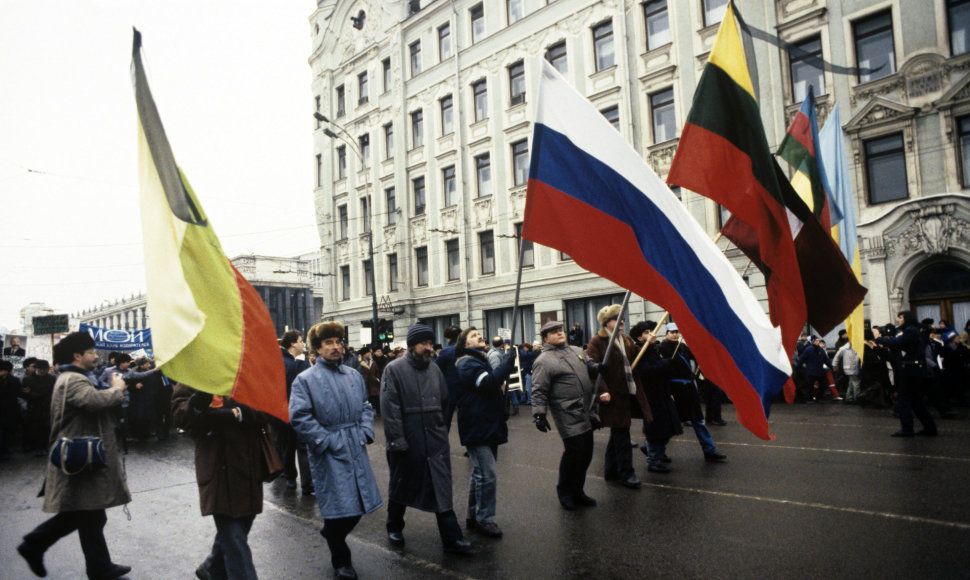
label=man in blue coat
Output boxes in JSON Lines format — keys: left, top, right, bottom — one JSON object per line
{"left": 454, "top": 327, "right": 516, "bottom": 538}
{"left": 290, "top": 321, "right": 382, "bottom": 580}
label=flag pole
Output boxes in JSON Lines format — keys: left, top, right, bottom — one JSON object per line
{"left": 629, "top": 312, "right": 669, "bottom": 371}
{"left": 509, "top": 235, "right": 527, "bottom": 345}
{"left": 588, "top": 290, "right": 631, "bottom": 414}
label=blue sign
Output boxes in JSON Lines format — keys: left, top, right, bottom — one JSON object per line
{"left": 81, "top": 323, "right": 153, "bottom": 351}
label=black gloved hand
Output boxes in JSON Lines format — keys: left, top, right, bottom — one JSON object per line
{"left": 533, "top": 413, "right": 551, "bottom": 432}
{"left": 187, "top": 391, "right": 213, "bottom": 413}
{"left": 588, "top": 411, "right": 603, "bottom": 430}
{"left": 208, "top": 407, "right": 240, "bottom": 425}
{"left": 506, "top": 348, "right": 518, "bottom": 362}
{"left": 596, "top": 363, "right": 609, "bottom": 380}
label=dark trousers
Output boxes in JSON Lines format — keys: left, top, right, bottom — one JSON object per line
{"left": 701, "top": 381, "right": 724, "bottom": 421}
{"left": 604, "top": 427, "right": 634, "bottom": 479}
{"left": 24, "top": 509, "right": 112, "bottom": 577}
{"left": 278, "top": 422, "right": 312, "bottom": 489}
{"left": 201, "top": 514, "right": 257, "bottom": 580}
{"left": 321, "top": 515, "right": 361, "bottom": 569}
{"left": 896, "top": 375, "right": 937, "bottom": 433}
{"left": 558, "top": 430, "right": 594, "bottom": 498}
{"left": 386, "top": 501, "right": 463, "bottom": 544}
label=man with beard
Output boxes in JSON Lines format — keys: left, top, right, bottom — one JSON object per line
{"left": 380, "top": 324, "right": 473, "bottom": 554}
{"left": 531, "top": 321, "right": 601, "bottom": 509}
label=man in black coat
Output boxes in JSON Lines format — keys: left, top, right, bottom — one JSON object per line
{"left": 874, "top": 311, "right": 938, "bottom": 437}
{"left": 629, "top": 322, "right": 681, "bottom": 473}
{"left": 381, "top": 324, "right": 472, "bottom": 554}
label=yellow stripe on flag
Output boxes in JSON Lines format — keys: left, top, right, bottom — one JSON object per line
{"left": 708, "top": 2, "right": 756, "bottom": 101}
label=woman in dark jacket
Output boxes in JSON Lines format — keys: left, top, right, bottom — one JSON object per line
{"left": 172, "top": 384, "right": 270, "bottom": 580}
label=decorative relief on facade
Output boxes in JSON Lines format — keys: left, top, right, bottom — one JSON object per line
{"left": 776, "top": 0, "right": 822, "bottom": 19}
{"left": 336, "top": 1, "right": 395, "bottom": 64}
{"left": 647, "top": 139, "right": 678, "bottom": 176}
{"left": 860, "top": 235, "right": 887, "bottom": 261}
{"left": 784, "top": 96, "right": 831, "bottom": 127}
{"left": 844, "top": 97, "right": 917, "bottom": 134}
{"left": 410, "top": 216, "right": 427, "bottom": 244}
{"left": 440, "top": 207, "right": 459, "bottom": 232}
{"left": 883, "top": 204, "right": 966, "bottom": 257}
{"left": 850, "top": 75, "right": 905, "bottom": 105}
{"left": 508, "top": 189, "right": 526, "bottom": 219}
{"left": 889, "top": 287, "right": 904, "bottom": 314}
{"left": 383, "top": 224, "right": 396, "bottom": 249}
{"left": 899, "top": 54, "right": 947, "bottom": 105}
{"left": 473, "top": 196, "right": 493, "bottom": 228}
{"left": 336, "top": 240, "right": 349, "bottom": 262}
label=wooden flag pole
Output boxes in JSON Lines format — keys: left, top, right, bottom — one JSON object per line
{"left": 509, "top": 235, "right": 528, "bottom": 346}
{"left": 629, "top": 312, "right": 670, "bottom": 371}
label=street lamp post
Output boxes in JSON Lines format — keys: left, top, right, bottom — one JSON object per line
{"left": 315, "top": 112, "right": 380, "bottom": 346}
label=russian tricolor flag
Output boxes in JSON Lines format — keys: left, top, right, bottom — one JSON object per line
{"left": 523, "top": 61, "right": 790, "bottom": 439}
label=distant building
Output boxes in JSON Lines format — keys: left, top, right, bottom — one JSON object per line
{"left": 309, "top": 0, "right": 970, "bottom": 345}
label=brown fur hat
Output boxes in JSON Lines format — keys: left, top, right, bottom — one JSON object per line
{"left": 308, "top": 321, "right": 345, "bottom": 350}
{"left": 597, "top": 304, "right": 622, "bottom": 326}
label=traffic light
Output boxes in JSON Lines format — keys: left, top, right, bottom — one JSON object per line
{"left": 378, "top": 319, "right": 394, "bottom": 342}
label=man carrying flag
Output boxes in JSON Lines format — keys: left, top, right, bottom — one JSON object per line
{"left": 523, "top": 57, "right": 789, "bottom": 440}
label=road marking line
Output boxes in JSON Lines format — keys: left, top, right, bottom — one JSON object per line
{"left": 698, "top": 440, "right": 970, "bottom": 463}
{"left": 262, "top": 501, "right": 478, "bottom": 579}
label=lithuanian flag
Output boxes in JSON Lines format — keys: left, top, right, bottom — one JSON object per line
{"left": 131, "top": 29, "right": 288, "bottom": 421}
{"left": 667, "top": 1, "right": 807, "bottom": 372}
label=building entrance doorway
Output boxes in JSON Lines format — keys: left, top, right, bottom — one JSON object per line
{"left": 909, "top": 261, "right": 970, "bottom": 329}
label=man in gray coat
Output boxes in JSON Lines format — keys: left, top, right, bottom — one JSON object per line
{"left": 381, "top": 324, "right": 473, "bottom": 554}
{"left": 531, "top": 321, "right": 601, "bottom": 510}
{"left": 18, "top": 332, "right": 131, "bottom": 579}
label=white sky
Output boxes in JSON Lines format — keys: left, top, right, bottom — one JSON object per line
{"left": 0, "top": 1, "right": 320, "bottom": 331}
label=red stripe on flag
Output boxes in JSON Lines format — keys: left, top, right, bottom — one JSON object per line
{"left": 786, "top": 111, "right": 815, "bottom": 156}
{"left": 230, "top": 262, "right": 289, "bottom": 422}
{"left": 525, "top": 180, "right": 775, "bottom": 439}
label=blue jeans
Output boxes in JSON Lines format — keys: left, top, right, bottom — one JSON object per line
{"left": 466, "top": 444, "right": 498, "bottom": 524}
{"left": 202, "top": 514, "right": 257, "bottom": 580}
{"left": 645, "top": 439, "right": 668, "bottom": 468}
{"left": 688, "top": 407, "right": 717, "bottom": 455}
{"left": 524, "top": 373, "right": 533, "bottom": 405}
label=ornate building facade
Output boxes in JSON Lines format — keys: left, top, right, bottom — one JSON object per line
{"left": 309, "top": 0, "right": 970, "bottom": 345}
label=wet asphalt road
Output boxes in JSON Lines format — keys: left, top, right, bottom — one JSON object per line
{"left": 2, "top": 401, "right": 969, "bottom": 579}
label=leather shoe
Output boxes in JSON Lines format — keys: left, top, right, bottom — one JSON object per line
{"left": 603, "top": 471, "right": 620, "bottom": 481}
{"left": 621, "top": 476, "right": 641, "bottom": 489}
{"left": 890, "top": 430, "right": 915, "bottom": 437}
{"left": 443, "top": 539, "right": 474, "bottom": 554}
{"left": 334, "top": 565, "right": 358, "bottom": 579}
{"left": 465, "top": 517, "right": 476, "bottom": 530}
{"left": 93, "top": 564, "right": 132, "bottom": 580}
{"left": 704, "top": 451, "right": 727, "bottom": 462}
{"left": 17, "top": 541, "right": 46, "bottom": 577}
{"left": 647, "top": 464, "right": 670, "bottom": 473}
{"left": 574, "top": 493, "right": 597, "bottom": 506}
{"left": 639, "top": 443, "right": 649, "bottom": 457}
{"left": 474, "top": 521, "right": 503, "bottom": 537}
{"left": 660, "top": 455, "right": 672, "bottom": 463}
{"left": 559, "top": 495, "right": 577, "bottom": 510}
{"left": 916, "top": 429, "right": 938, "bottom": 436}
{"left": 709, "top": 418, "right": 727, "bottom": 426}
{"left": 387, "top": 531, "right": 405, "bottom": 545}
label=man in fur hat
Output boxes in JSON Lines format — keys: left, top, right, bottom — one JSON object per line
{"left": 586, "top": 304, "right": 651, "bottom": 489}
{"left": 380, "top": 324, "right": 472, "bottom": 554}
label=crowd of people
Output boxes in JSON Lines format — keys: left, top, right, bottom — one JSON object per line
{"left": 8, "top": 308, "right": 969, "bottom": 579}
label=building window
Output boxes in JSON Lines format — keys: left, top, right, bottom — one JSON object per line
{"left": 717, "top": 203, "right": 730, "bottom": 228}
{"left": 790, "top": 36, "right": 824, "bottom": 103}
{"left": 515, "top": 222, "right": 534, "bottom": 268}
{"left": 440, "top": 95, "right": 454, "bottom": 135}
{"left": 384, "top": 123, "right": 394, "bottom": 159}
{"left": 386, "top": 187, "right": 397, "bottom": 225}
{"left": 443, "top": 165, "right": 457, "bottom": 206}
{"left": 337, "top": 146, "right": 347, "bottom": 180}
{"left": 413, "top": 176, "right": 426, "bottom": 215}
{"left": 361, "top": 196, "right": 370, "bottom": 233}
{"left": 415, "top": 246, "right": 429, "bottom": 287}
{"left": 359, "top": 134, "right": 370, "bottom": 168}
{"left": 358, "top": 72, "right": 368, "bottom": 105}
{"left": 409, "top": 40, "right": 422, "bottom": 77}
{"left": 644, "top": 0, "right": 670, "bottom": 51}
{"left": 473, "top": 79, "right": 488, "bottom": 122}
{"left": 411, "top": 109, "right": 423, "bottom": 148}
{"left": 363, "top": 259, "right": 374, "bottom": 296}
{"left": 509, "top": 61, "right": 526, "bottom": 106}
{"left": 511, "top": 140, "right": 529, "bottom": 186}
{"left": 388, "top": 253, "right": 399, "bottom": 291}
{"left": 446, "top": 239, "right": 461, "bottom": 281}
{"left": 341, "top": 265, "right": 350, "bottom": 300}
{"left": 338, "top": 205, "right": 348, "bottom": 240}
{"left": 475, "top": 153, "right": 491, "bottom": 197}
{"left": 470, "top": 3, "right": 485, "bottom": 44}
{"left": 507, "top": 0, "right": 523, "bottom": 24}
{"left": 382, "top": 57, "right": 392, "bottom": 93}
{"left": 439, "top": 22, "right": 452, "bottom": 60}
{"left": 950, "top": 0, "right": 969, "bottom": 56}
{"left": 702, "top": 0, "right": 728, "bottom": 27}
{"left": 864, "top": 133, "right": 908, "bottom": 204}
{"left": 601, "top": 105, "right": 620, "bottom": 130}
{"left": 545, "top": 41, "right": 567, "bottom": 73}
{"left": 479, "top": 230, "right": 495, "bottom": 275}
{"left": 592, "top": 20, "right": 614, "bottom": 72}
{"left": 959, "top": 116, "right": 970, "bottom": 187}
{"left": 854, "top": 10, "right": 895, "bottom": 83}
{"left": 315, "top": 154, "right": 322, "bottom": 187}
{"left": 336, "top": 85, "right": 345, "bottom": 117}
{"left": 650, "top": 88, "right": 676, "bottom": 143}
{"left": 560, "top": 251, "right": 572, "bottom": 261}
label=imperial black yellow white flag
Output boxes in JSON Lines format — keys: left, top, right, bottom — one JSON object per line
{"left": 131, "top": 28, "right": 287, "bottom": 421}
